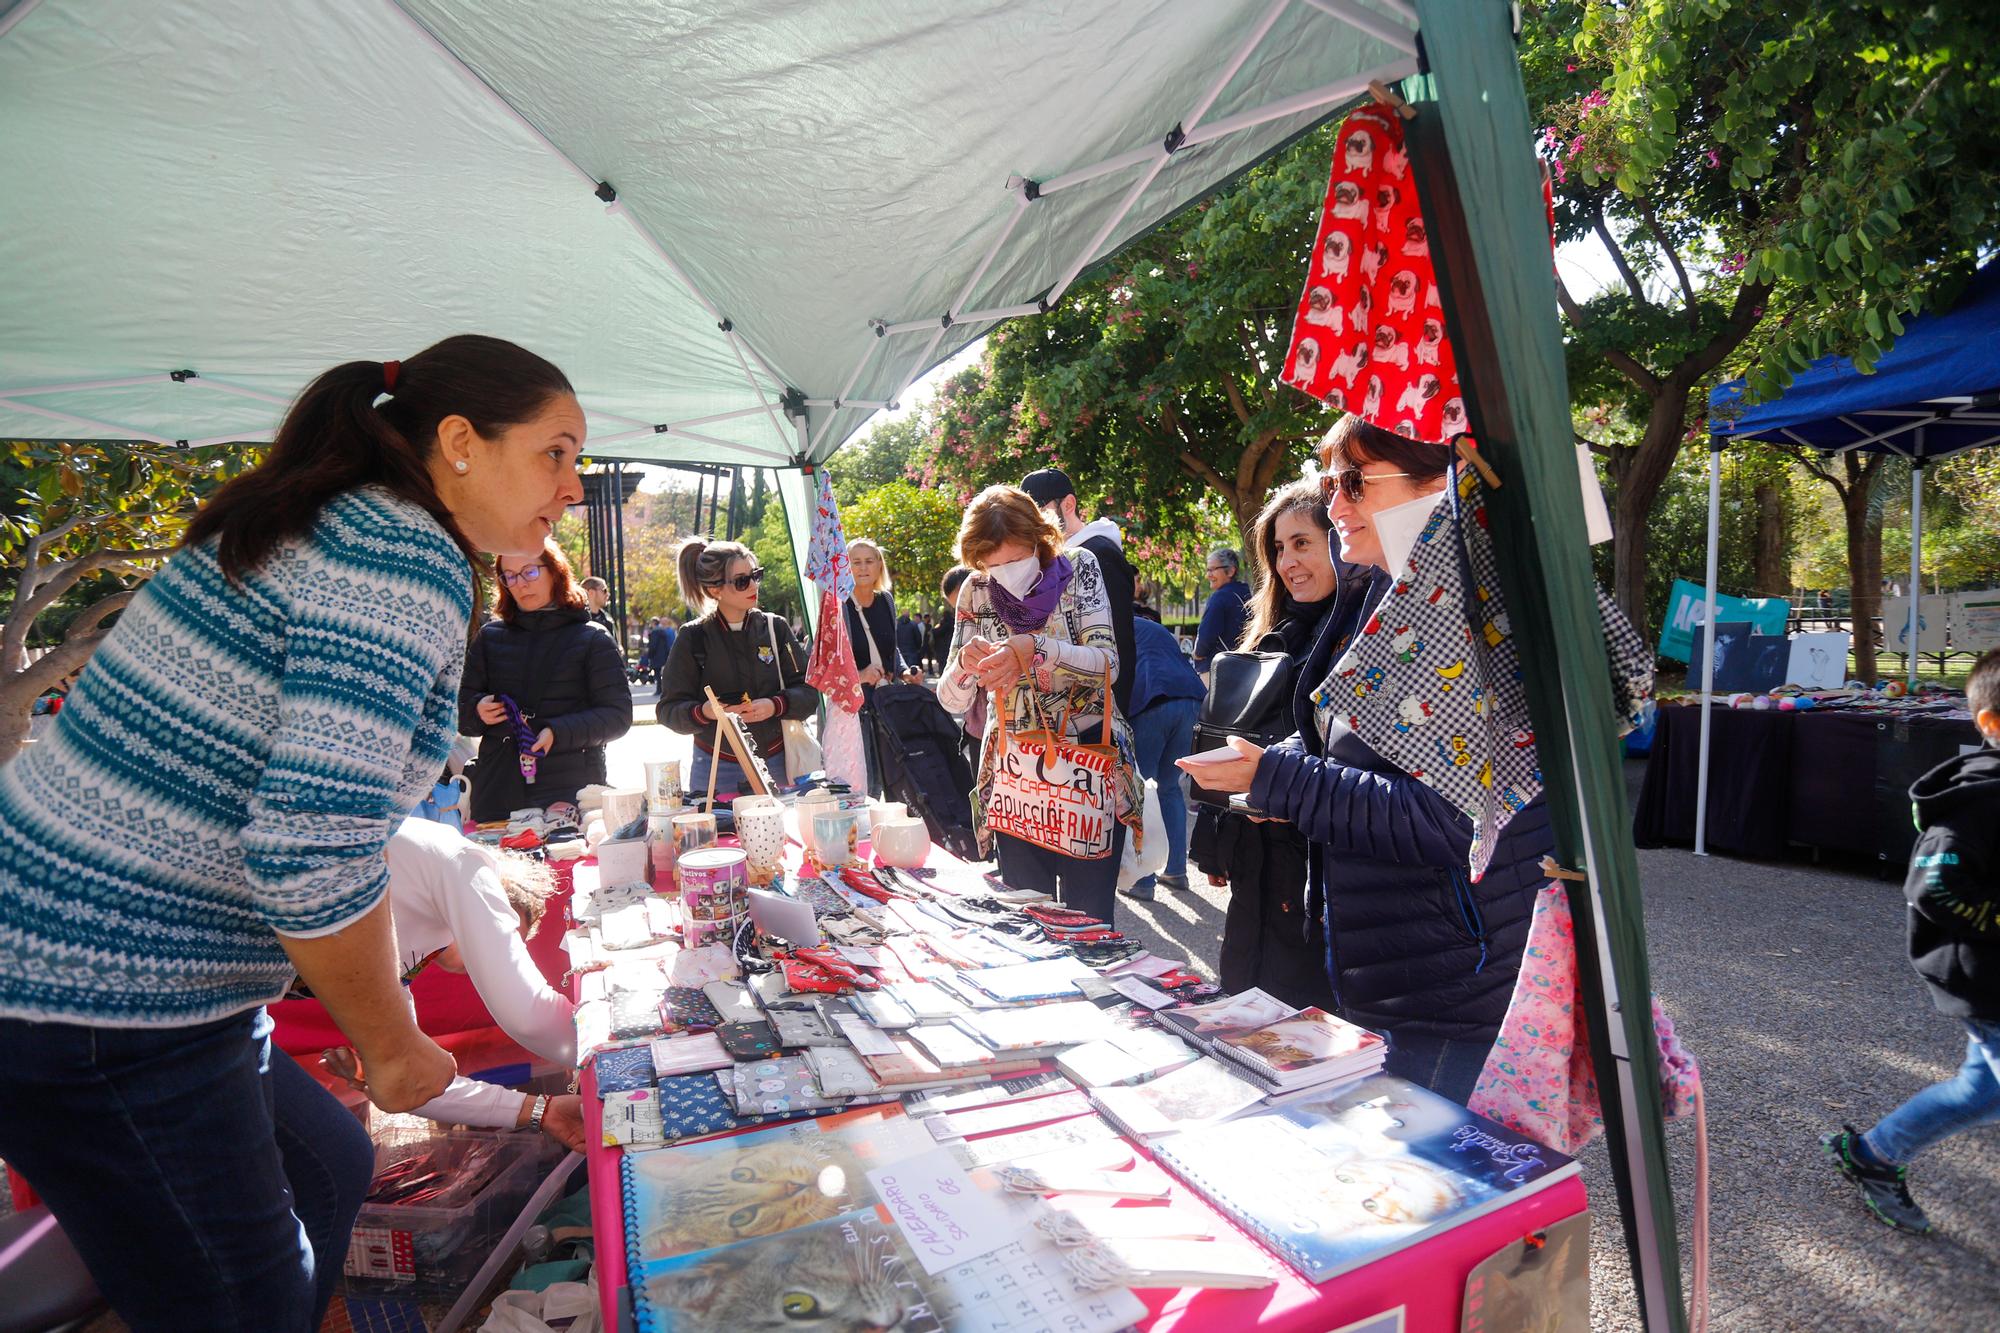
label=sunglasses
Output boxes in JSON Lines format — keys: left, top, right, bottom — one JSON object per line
{"left": 707, "top": 568, "right": 767, "bottom": 592}
{"left": 498, "top": 565, "right": 546, "bottom": 587}
{"left": 1319, "top": 469, "right": 1416, "bottom": 504}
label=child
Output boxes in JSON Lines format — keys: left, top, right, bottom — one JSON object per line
{"left": 1821, "top": 647, "right": 2000, "bottom": 1233}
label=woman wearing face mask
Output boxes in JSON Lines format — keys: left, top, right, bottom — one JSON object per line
{"left": 320, "top": 818, "right": 584, "bottom": 1152}
{"left": 460, "top": 538, "right": 632, "bottom": 824}
{"left": 0, "top": 335, "right": 586, "bottom": 1329}
{"left": 1181, "top": 417, "right": 1554, "bottom": 1101}
{"left": 937, "top": 486, "right": 1142, "bottom": 921}
{"left": 657, "top": 537, "right": 818, "bottom": 799}
{"left": 1192, "top": 481, "right": 1353, "bottom": 1011}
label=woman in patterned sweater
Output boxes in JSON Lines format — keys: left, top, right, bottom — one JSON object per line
{"left": 937, "top": 485, "right": 1142, "bottom": 922}
{"left": 0, "top": 335, "right": 586, "bottom": 1331}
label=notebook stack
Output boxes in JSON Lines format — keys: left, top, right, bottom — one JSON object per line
{"left": 1209, "top": 1007, "right": 1387, "bottom": 1098}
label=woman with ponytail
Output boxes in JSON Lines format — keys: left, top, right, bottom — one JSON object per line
{"left": 0, "top": 335, "right": 586, "bottom": 1330}
{"left": 657, "top": 536, "right": 817, "bottom": 798}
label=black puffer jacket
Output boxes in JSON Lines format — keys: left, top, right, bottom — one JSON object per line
{"left": 656, "top": 610, "right": 818, "bottom": 760}
{"left": 1904, "top": 746, "right": 2000, "bottom": 1021}
{"left": 1248, "top": 567, "right": 1553, "bottom": 1042}
{"left": 459, "top": 607, "right": 633, "bottom": 822}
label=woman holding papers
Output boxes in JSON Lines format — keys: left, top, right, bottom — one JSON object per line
{"left": 1179, "top": 417, "right": 1555, "bottom": 1101}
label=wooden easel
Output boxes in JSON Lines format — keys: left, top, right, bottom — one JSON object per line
{"left": 703, "top": 685, "right": 775, "bottom": 807}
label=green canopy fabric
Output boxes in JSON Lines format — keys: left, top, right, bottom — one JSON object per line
{"left": 0, "top": 0, "right": 1417, "bottom": 468}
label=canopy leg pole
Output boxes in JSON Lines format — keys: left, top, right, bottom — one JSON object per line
{"left": 1907, "top": 457, "right": 1923, "bottom": 689}
{"left": 1694, "top": 445, "right": 1722, "bottom": 858}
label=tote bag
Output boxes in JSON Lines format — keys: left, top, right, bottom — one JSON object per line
{"left": 766, "top": 615, "right": 823, "bottom": 777}
{"left": 986, "top": 668, "right": 1119, "bottom": 861}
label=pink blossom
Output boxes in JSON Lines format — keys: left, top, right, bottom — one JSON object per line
{"left": 1580, "top": 89, "right": 1609, "bottom": 113}
{"left": 1704, "top": 149, "right": 1720, "bottom": 169}
{"left": 1566, "top": 63, "right": 1578, "bottom": 72}
{"left": 1567, "top": 134, "right": 1585, "bottom": 160}
{"left": 1552, "top": 160, "right": 1567, "bottom": 184}
{"left": 1720, "top": 252, "right": 1747, "bottom": 274}
{"left": 1187, "top": 261, "right": 1200, "bottom": 278}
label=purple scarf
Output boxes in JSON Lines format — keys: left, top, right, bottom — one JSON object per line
{"left": 988, "top": 554, "right": 1074, "bottom": 635}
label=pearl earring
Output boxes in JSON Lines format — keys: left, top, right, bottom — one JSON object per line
{"left": 453, "top": 460, "right": 468, "bottom": 474}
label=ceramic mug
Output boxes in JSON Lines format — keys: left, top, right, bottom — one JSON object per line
{"left": 731, "top": 795, "right": 787, "bottom": 886}
{"left": 867, "top": 800, "right": 908, "bottom": 830}
{"left": 872, "top": 814, "right": 932, "bottom": 869}
{"left": 600, "top": 786, "right": 647, "bottom": 834}
{"left": 809, "top": 807, "right": 861, "bottom": 867}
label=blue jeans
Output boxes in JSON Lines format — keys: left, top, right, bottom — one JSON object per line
{"left": 1128, "top": 696, "right": 1198, "bottom": 888}
{"left": 1383, "top": 1029, "right": 1496, "bottom": 1104}
{"left": 1862, "top": 1018, "right": 2000, "bottom": 1166}
{"left": 0, "top": 1007, "right": 375, "bottom": 1331}
{"left": 689, "top": 745, "right": 789, "bottom": 804}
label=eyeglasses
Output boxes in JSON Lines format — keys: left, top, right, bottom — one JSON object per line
{"left": 498, "top": 565, "right": 545, "bottom": 588}
{"left": 1206, "top": 565, "right": 1232, "bottom": 575}
{"left": 706, "top": 568, "right": 767, "bottom": 592}
{"left": 1319, "top": 469, "right": 1416, "bottom": 504}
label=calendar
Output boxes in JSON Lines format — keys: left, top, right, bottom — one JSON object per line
{"left": 927, "top": 1237, "right": 1146, "bottom": 1333}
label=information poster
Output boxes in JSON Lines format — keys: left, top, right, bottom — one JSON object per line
{"left": 1952, "top": 591, "right": 2000, "bottom": 653}
{"left": 1657, "top": 579, "right": 1790, "bottom": 663}
{"left": 1881, "top": 595, "right": 1950, "bottom": 653}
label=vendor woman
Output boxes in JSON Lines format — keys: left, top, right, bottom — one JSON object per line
{"left": 0, "top": 335, "right": 586, "bottom": 1331}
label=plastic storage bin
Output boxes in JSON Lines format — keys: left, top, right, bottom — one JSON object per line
{"left": 342, "top": 1130, "right": 554, "bottom": 1299}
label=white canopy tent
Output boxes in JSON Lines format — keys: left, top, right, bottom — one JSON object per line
{"left": 0, "top": 0, "right": 1419, "bottom": 608}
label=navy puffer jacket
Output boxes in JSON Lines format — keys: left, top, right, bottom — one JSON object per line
{"left": 1248, "top": 567, "right": 1552, "bottom": 1042}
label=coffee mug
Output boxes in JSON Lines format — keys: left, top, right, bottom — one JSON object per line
{"left": 872, "top": 814, "right": 932, "bottom": 869}
{"left": 600, "top": 786, "right": 646, "bottom": 833}
{"left": 731, "top": 795, "right": 787, "bottom": 886}
{"left": 809, "top": 807, "right": 861, "bottom": 867}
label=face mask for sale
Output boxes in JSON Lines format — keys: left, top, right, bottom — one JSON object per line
{"left": 988, "top": 556, "right": 1042, "bottom": 597}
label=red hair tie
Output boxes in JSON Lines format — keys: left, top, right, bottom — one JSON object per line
{"left": 381, "top": 359, "right": 401, "bottom": 394}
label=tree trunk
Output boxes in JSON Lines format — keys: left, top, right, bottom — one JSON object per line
{"left": 1842, "top": 485, "right": 1882, "bottom": 682}
{"left": 1607, "top": 395, "right": 1687, "bottom": 640}
{"left": 1751, "top": 482, "right": 1789, "bottom": 597}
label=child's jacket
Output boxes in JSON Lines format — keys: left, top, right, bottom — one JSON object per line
{"left": 1905, "top": 746, "right": 2000, "bottom": 1021}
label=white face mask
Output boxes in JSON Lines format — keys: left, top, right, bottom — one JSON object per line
{"left": 988, "top": 555, "right": 1042, "bottom": 597}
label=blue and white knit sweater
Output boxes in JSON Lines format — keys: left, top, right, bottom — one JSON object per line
{"left": 0, "top": 487, "right": 474, "bottom": 1027}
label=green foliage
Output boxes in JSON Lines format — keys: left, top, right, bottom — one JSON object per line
{"left": 746, "top": 502, "right": 803, "bottom": 621}
{"left": 829, "top": 415, "right": 928, "bottom": 510}
{"left": 838, "top": 480, "right": 965, "bottom": 614}
{"left": 552, "top": 511, "right": 591, "bottom": 580}
{"left": 1534, "top": 0, "right": 1999, "bottom": 406}
{"left": 915, "top": 125, "right": 1342, "bottom": 552}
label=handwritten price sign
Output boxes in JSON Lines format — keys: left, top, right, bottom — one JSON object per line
{"left": 867, "top": 1147, "right": 1019, "bottom": 1275}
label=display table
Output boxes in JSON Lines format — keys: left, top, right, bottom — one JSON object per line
{"left": 1634, "top": 702, "right": 1979, "bottom": 864}
{"left": 568, "top": 845, "right": 1589, "bottom": 1333}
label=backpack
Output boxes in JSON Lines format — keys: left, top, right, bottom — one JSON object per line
{"left": 1189, "top": 632, "right": 1298, "bottom": 809}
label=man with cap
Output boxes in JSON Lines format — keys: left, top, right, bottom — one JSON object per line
{"left": 1020, "top": 468, "right": 1137, "bottom": 723}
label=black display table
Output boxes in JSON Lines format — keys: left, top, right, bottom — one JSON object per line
{"left": 1634, "top": 702, "right": 1980, "bottom": 866}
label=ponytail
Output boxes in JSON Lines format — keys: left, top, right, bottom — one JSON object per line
{"left": 675, "top": 536, "right": 756, "bottom": 617}
{"left": 182, "top": 335, "right": 573, "bottom": 601}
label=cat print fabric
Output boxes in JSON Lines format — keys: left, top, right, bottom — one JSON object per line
{"left": 1282, "top": 104, "right": 1466, "bottom": 442}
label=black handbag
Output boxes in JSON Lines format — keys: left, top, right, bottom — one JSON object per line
{"left": 1189, "top": 633, "right": 1299, "bottom": 808}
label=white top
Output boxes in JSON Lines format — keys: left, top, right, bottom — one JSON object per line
{"left": 385, "top": 818, "right": 576, "bottom": 1128}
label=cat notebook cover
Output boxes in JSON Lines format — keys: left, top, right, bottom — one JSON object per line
{"left": 621, "top": 1106, "right": 934, "bottom": 1269}
{"left": 1151, "top": 1073, "right": 1581, "bottom": 1284}
{"left": 630, "top": 1205, "right": 1144, "bottom": 1333}
{"left": 1152, "top": 988, "right": 1295, "bottom": 1050}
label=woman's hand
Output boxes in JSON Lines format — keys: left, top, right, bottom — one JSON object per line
{"left": 531, "top": 727, "right": 555, "bottom": 754}
{"left": 476, "top": 695, "right": 508, "bottom": 726}
{"left": 323, "top": 1036, "right": 458, "bottom": 1113}
{"left": 538, "top": 1094, "right": 587, "bottom": 1152}
{"left": 1176, "top": 735, "right": 1265, "bottom": 795}
{"left": 727, "top": 698, "right": 777, "bottom": 724}
{"left": 857, "top": 665, "right": 885, "bottom": 686}
{"left": 957, "top": 636, "right": 995, "bottom": 676}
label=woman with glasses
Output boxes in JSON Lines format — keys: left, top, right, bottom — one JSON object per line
{"left": 1181, "top": 416, "right": 1554, "bottom": 1101}
{"left": 460, "top": 538, "right": 632, "bottom": 823}
{"left": 658, "top": 537, "right": 818, "bottom": 798}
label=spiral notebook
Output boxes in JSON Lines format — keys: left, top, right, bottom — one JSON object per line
{"left": 1150, "top": 1073, "right": 1580, "bottom": 1283}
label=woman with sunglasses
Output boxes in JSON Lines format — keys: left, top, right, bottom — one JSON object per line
{"left": 1180, "top": 416, "right": 1554, "bottom": 1101}
{"left": 658, "top": 537, "right": 818, "bottom": 798}
{"left": 461, "top": 538, "right": 632, "bottom": 824}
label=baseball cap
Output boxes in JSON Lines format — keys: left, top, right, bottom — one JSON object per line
{"left": 1019, "top": 468, "right": 1076, "bottom": 508}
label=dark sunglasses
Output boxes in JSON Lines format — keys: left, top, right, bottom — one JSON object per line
{"left": 707, "top": 568, "right": 766, "bottom": 592}
{"left": 498, "top": 565, "right": 546, "bottom": 587}
{"left": 1319, "top": 468, "right": 1416, "bottom": 504}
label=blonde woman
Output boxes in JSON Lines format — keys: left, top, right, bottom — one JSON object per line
{"left": 937, "top": 486, "right": 1142, "bottom": 920}
{"left": 824, "top": 537, "right": 909, "bottom": 792}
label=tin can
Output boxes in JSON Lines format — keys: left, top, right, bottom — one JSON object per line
{"left": 678, "top": 847, "right": 748, "bottom": 925}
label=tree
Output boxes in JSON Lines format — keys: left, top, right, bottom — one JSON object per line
{"left": 918, "top": 124, "right": 1344, "bottom": 554}
{"left": 830, "top": 414, "right": 929, "bottom": 510}
{"left": 1526, "top": 0, "right": 2000, "bottom": 639}
{"left": 2, "top": 439, "right": 259, "bottom": 758}
{"left": 839, "top": 481, "right": 965, "bottom": 615}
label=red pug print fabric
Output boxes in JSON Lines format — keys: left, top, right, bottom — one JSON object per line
{"left": 1282, "top": 104, "right": 1466, "bottom": 441}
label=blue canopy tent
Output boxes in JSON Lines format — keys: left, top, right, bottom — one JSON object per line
{"left": 1691, "top": 260, "right": 2000, "bottom": 852}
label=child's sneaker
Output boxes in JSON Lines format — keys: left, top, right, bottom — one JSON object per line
{"left": 1820, "top": 1126, "right": 1932, "bottom": 1233}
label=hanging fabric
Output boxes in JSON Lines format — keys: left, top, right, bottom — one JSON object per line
{"left": 800, "top": 470, "right": 865, "bottom": 715}
{"left": 1282, "top": 103, "right": 1466, "bottom": 440}
{"left": 1313, "top": 460, "right": 1653, "bottom": 879}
